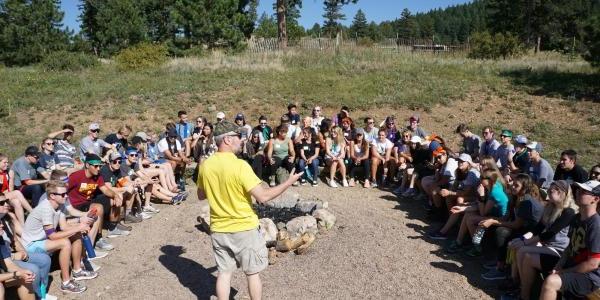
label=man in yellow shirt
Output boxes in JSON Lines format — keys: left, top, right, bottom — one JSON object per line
{"left": 197, "top": 121, "right": 302, "bottom": 300}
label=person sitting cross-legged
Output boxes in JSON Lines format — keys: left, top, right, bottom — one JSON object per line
{"left": 20, "top": 180, "right": 98, "bottom": 294}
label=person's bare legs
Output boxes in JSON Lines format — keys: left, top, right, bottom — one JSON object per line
{"left": 371, "top": 157, "right": 380, "bottom": 182}
{"left": 440, "top": 211, "right": 463, "bottom": 234}
{"left": 88, "top": 203, "right": 104, "bottom": 244}
{"left": 69, "top": 234, "right": 83, "bottom": 271}
{"left": 247, "top": 273, "right": 262, "bottom": 300}
{"left": 540, "top": 273, "right": 562, "bottom": 300}
{"left": 142, "top": 168, "right": 170, "bottom": 191}
{"left": 6, "top": 190, "right": 31, "bottom": 222}
{"left": 339, "top": 160, "right": 347, "bottom": 181}
{"left": 329, "top": 161, "right": 338, "bottom": 183}
{"left": 45, "top": 238, "right": 73, "bottom": 282}
{"left": 519, "top": 247, "right": 558, "bottom": 300}
{"left": 16, "top": 283, "right": 35, "bottom": 300}
{"left": 216, "top": 272, "right": 233, "bottom": 300}
{"left": 151, "top": 185, "right": 175, "bottom": 203}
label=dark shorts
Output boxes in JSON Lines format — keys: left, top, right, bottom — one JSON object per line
{"left": 539, "top": 253, "right": 561, "bottom": 275}
{"left": 558, "top": 272, "right": 598, "bottom": 298}
{"left": 73, "top": 194, "right": 111, "bottom": 218}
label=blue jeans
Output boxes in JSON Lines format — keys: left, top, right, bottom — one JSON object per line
{"left": 15, "top": 252, "right": 51, "bottom": 298}
{"left": 298, "top": 158, "right": 320, "bottom": 182}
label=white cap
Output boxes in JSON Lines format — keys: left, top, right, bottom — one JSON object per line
{"left": 410, "top": 136, "right": 422, "bottom": 144}
{"left": 574, "top": 180, "right": 600, "bottom": 196}
{"left": 216, "top": 112, "right": 225, "bottom": 119}
{"left": 89, "top": 123, "right": 100, "bottom": 130}
{"left": 457, "top": 153, "right": 473, "bottom": 164}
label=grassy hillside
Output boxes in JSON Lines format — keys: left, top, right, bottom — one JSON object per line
{"left": 1, "top": 49, "right": 598, "bottom": 168}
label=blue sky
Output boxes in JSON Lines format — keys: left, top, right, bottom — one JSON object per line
{"left": 60, "top": 0, "right": 472, "bottom": 32}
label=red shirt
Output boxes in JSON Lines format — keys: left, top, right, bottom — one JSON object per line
{"left": 0, "top": 172, "right": 8, "bottom": 193}
{"left": 67, "top": 170, "right": 104, "bottom": 208}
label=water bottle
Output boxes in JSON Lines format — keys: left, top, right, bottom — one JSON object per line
{"left": 82, "top": 234, "right": 96, "bottom": 258}
{"left": 472, "top": 226, "right": 486, "bottom": 245}
{"left": 40, "top": 282, "right": 47, "bottom": 300}
{"left": 304, "top": 165, "right": 313, "bottom": 182}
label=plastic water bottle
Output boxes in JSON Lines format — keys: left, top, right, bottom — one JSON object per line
{"left": 40, "top": 282, "right": 47, "bottom": 300}
{"left": 304, "top": 165, "right": 313, "bottom": 182}
{"left": 82, "top": 234, "right": 96, "bottom": 258}
{"left": 472, "top": 227, "right": 486, "bottom": 245}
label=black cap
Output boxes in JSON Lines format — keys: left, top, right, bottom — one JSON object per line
{"left": 131, "top": 136, "right": 145, "bottom": 145}
{"left": 167, "top": 128, "right": 178, "bottom": 137}
{"left": 84, "top": 153, "right": 103, "bottom": 165}
{"left": 25, "top": 146, "right": 41, "bottom": 157}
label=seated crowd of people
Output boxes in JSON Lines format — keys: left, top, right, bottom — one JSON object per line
{"left": 1, "top": 104, "right": 599, "bottom": 299}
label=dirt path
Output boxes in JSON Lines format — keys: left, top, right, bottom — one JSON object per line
{"left": 49, "top": 183, "right": 499, "bottom": 299}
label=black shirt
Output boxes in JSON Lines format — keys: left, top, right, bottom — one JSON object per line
{"left": 100, "top": 165, "right": 121, "bottom": 187}
{"left": 300, "top": 138, "right": 320, "bottom": 158}
{"left": 554, "top": 164, "right": 588, "bottom": 183}
{"left": 105, "top": 133, "right": 128, "bottom": 153}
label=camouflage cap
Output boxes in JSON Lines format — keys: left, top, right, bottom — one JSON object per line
{"left": 213, "top": 120, "right": 241, "bottom": 137}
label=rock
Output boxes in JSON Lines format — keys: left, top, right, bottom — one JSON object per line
{"left": 266, "top": 189, "right": 299, "bottom": 209}
{"left": 285, "top": 216, "right": 318, "bottom": 238}
{"left": 207, "top": 104, "right": 217, "bottom": 112}
{"left": 258, "top": 218, "right": 277, "bottom": 244}
{"left": 295, "top": 199, "right": 328, "bottom": 214}
{"left": 276, "top": 222, "right": 286, "bottom": 231}
{"left": 312, "top": 209, "right": 336, "bottom": 230}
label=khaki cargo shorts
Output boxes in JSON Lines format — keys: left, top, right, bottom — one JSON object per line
{"left": 211, "top": 228, "right": 268, "bottom": 275}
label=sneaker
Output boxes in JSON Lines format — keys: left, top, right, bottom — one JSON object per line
{"left": 139, "top": 211, "right": 153, "bottom": 220}
{"left": 179, "top": 191, "right": 189, "bottom": 201}
{"left": 342, "top": 179, "right": 349, "bottom": 187}
{"left": 363, "top": 180, "right": 371, "bottom": 188}
{"left": 45, "top": 294, "right": 59, "bottom": 300}
{"left": 348, "top": 178, "right": 356, "bottom": 187}
{"left": 143, "top": 205, "right": 160, "bottom": 214}
{"left": 124, "top": 213, "right": 142, "bottom": 224}
{"left": 445, "top": 240, "right": 465, "bottom": 254}
{"left": 329, "top": 179, "right": 338, "bottom": 188}
{"left": 117, "top": 222, "right": 132, "bottom": 231}
{"left": 393, "top": 186, "right": 405, "bottom": 195}
{"left": 483, "top": 260, "right": 497, "bottom": 270}
{"left": 300, "top": 179, "right": 307, "bottom": 186}
{"left": 465, "top": 245, "right": 483, "bottom": 257}
{"left": 82, "top": 258, "right": 101, "bottom": 272}
{"left": 269, "top": 179, "right": 276, "bottom": 187}
{"left": 171, "top": 194, "right": 183, "bottom": 205}
{"left": 402, "top": 188, "right": 417, "bottom": 197}
{"left": 107, "top": 227, "right": 130, "bottom": 238}
{"left": 427, "top": 231, "right": 448, "bottom": 240}
{"left": 60, "top": 279, "right": 86, "bottom": 294}
{"left": 72, "top": 268, "right": 98, "bottom": 281}
{"left": 311, "top": 181, "right": 319, "bottom": 187}
{"left": 371, "top": 182, "right": 378, "bottom": 188}
{"left": 89, "top": 250, "right": 109, "bottom": 261}
{"left": 94, "top": 238, "right": 114, "bottom": 251}
{"left": 482, "top": 268, "right": 507, "bottom": 280}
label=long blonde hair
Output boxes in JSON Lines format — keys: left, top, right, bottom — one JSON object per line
{"left": 542, "top": 181, "right": 578, "bottom": 225}
{"left": 329, "top": 126, "right": 346, "bottom": 147}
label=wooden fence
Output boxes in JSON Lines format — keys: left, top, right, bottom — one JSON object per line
{"left": 247, "top": 37, "right": 469, "bottom": 53}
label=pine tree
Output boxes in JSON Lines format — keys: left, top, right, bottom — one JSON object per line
{"left": 322, "top": 0, "right": 345, "bottom": 37}
{"left": 255, "top": 12, "right": 278, "bottom": 38}
{"left": 306, "top": 23, "right": 321, "bottom": 37}
{"left": 397, "top": 8, "right": 416, "bottom": 40}
{"left": 0, "top": 0, "right": 68, "bottom": 66}
{"left": 350, "top": 9, "right": 368, "bottom": 38}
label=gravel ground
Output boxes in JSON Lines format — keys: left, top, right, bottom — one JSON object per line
{"left": 48, "top": 182, "right": 500, "bottom": 300}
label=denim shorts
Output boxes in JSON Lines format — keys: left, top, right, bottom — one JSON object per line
{"left": 26, "top": 240, "right": 49, "bottom": 255}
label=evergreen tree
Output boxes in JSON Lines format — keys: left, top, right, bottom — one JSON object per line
{"left": 255, "top": 12, "right": 278, "bottom": 38}
{"left": 322, "top": 0, "right": 345, "bottom": 37}
{"left": 306, "top": 23, "right": 322, "bottom": 37}
{"left": 0, "top": 0, "right": 68, "bottom": 66}
{"left": 397, "top": 8, "right": 417, "bottom": 40}
{"left": 350, "top": 9, "right": 368, "bottom": 38}
{"left": 582, "top": 10, "right": 600, "bottom": 67}
{"left": 366, "top": 21, "right": 382, "bottom": 41}
{"left": 272, "top": 0, "right": 304, "bottom": 41}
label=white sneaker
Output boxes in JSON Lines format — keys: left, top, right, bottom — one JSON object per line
{"left": 89, "top": 250, "right": 109, "bottom": 261}
{"left": 329, "top": 180, "right": 338, "bottom": 188}
{"left": 45, "top": 294, "right": 58, "bottom": 300}
{"left": 139, "top": 211, "right": 153, "bottom": 220}
{"left": 342, "top": 179, "right": 349, "bottom": 187}
{"left": 143, "top": 205, "right": 160, "bottom": 214}
{"left": 95, "top": 238, "right": 114, "bottom": 251}
{"left": 82, "top": 259, "right": 101, "bottom": 272}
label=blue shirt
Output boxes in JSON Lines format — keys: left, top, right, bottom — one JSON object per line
{"left": 489, "top": 181, "right": 509, "bottom": 218}
{"left": 175, "top": 122, "right": 194, "bottom": 140}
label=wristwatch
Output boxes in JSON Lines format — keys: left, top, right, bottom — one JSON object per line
{"left": 12, "top": 271, "right": 17, "bottom": 279}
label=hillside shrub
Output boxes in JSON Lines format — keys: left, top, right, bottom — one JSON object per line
{"left": 41, "top": 51, "right": 98, "bottom": 71}
{"left": 469, "top": 31, "right": 524, "bottom": 60}
{"left": 114, "top": 43, "right": 168, "bottom": 71}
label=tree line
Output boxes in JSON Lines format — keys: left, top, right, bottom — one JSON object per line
{"left": 0, "top": 0, "right": 598, "bottom": 66}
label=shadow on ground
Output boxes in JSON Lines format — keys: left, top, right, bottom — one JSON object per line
{"left": 500, "top": 68, "right": 600, "bottom": 101}
{"left": 384, "top": 193, "right": 499, "bottom": 299}
{"left": 159, "top": 245, "right": 237, "bottom": 300}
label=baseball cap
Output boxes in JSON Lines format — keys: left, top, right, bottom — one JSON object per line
{"left": 89, "top": 123, "right": 100, "bottom": 131}
{"left": 131, "top": 136, "right": 145, "bottom": 146}
{"left": 235, "top": 113, "right": 245, "bottom": 121}
{"left": 551, "top": 180, "right": 569, "bottom": 194}
{"left": 515, "top": 135, "right": 528, "bottom": 145}
{"left": 409, "top": 114, "right": 420, "bottom": 122}
{"left": 355, "top": 128, "right": 365, "bottom": 135}
{"left": 410, "top": 136, "right": 422, "bottom": 144}
{"left": 432, "top": 147, "right": 446, "bottom": 157}
{"left": 135, "top": 131, "right": 148, "bottom": 141}
{"left": 500, "top": 129, "right": 513, "bottom": 138}
{"left": 526, "top": 141, "right": 543, "bottom": 153}
{"left": 109, "top": 152, "right": 122, "bottom": 161}
{"left": 574, "top": 180, "right": 600, "bottom": 196}
{"left": 213, "top": 120, "right": 241, "bottom": 137}
{"left": 84, "top": 154, "right": 103, "bottom": 165}
{"left": 125, "top": 147, "right": 138, "bottom": 155}
{"left": 167, "top": 128, "right": 178, "bottom": 137}
{"left": 216, "top": 112, "right": 225, "bottom": 119}
{"left": 25, "top": 146, "right": 41, "bottom": 157}
{"left": 457, "top": 153, "right": 473, "bottom": 164}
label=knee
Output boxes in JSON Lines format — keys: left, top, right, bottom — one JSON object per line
{"left": 542, "top": 274, "right": 562, "bottom": 291}
{"left": 60, "top": 239, "right": 71, "bottom": 250}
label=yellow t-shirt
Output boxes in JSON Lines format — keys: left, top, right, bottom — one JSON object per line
{"left": 198, "top": 152, "right": 262, "bottom": 233}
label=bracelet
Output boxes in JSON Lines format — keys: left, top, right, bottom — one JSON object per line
{"left": 13, "top": 271, "right": 17, "bottom": 279}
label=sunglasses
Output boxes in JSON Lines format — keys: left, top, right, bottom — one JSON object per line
{"left": 91, "top": 129, "right": 100, "bottom": 133}
{"left": 483, "top": 131, "right": 491, "bottom": 135}
{"left": 435, "top": 155, "right": 444, "bottom": 160}
{"left": 228, "top": 133, "right": 242, "bottom": 139}
{"left": 500, "top": 135, "right": 510, "bottom": 138}
{"left": 260, "top": 122, "right": 267, "bottom": 125}
{"left": 129, "top": 154, "right": 138, "bottom": 157}
{"left": 51, "top": 192, "right": 68, "bottom": 197}
{"left": 89, "top": 164, "right": 102, "bottom": 168}
{"left": 403, "top": 135, "right": 410, "bottom": 138}
{"left": 388, "top": 123, "right": 394, "bottom": 125}
{"left": 197, "top": 120, "right": 203, "bottom": 123}
{"left": 313, "top": 109, "right": 321, "bottom": 112}
{"left": 111, "top": 159, "right": 121, "bottom": 164}
{"left": 367, "top": 121, "right": 374, "bottom": 124}
{"left": 45, "top": 142, "right": 55, "bottom": 146}
{"left": 591, "top": 171, "right": 600, "bottom": 176}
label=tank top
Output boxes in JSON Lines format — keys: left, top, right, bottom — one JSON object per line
{"left": 273, "top": 138, "right": 290, "bottom": 159}
{"left": 329, "top": 142, "right": 342, "bottom": 157}
{"left": 0, "top": 171, "right": 9, "bottom": 193}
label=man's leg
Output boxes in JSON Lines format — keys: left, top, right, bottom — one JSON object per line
{"left": 45, "top": 238, "right": 72, "bottom": 282}
{"left": 540, "top": 274, "right": 562, "bottom": 300}
{"left": 16, "top": 282, "right": 35, "bottom": 300}
{"left": 247, "top": 273, "right": 262, "bottom": 300}
{"left": 69, "top": 234, "right": 84, "bottom": 271}
{"left": 216, "top": 272, "right": 233, "bottom": 300}
{"left": 88, "top": 203, "right": 104, "bottom": 244}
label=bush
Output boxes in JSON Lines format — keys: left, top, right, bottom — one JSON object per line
{"left": 468, "top": 31, "right": 523, "bottom": 60}
{"left": 114, "top": 43, "right": 168, "bottom": 71}
{"left": 582, "top": 14, "right": 600, "bottom": 67}
{"left": 357, "top": 37, "right": 374, "bottom": 47}
{"left": 41, "top": 51, "right": 99, "bottom": 71}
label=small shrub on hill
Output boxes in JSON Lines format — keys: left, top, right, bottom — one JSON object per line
{"left": 114, "top": 43, "right": 168, "bottom": 71}
{"left": 469, "top": 31, "right": 524, "bottom": 60}
{"left": 41, "top": 51, "right": 98, "bottom": 71}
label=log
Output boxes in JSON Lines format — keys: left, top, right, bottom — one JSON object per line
{"left": 275, "top": 235, "right": 306, "bottom": 252}
{"left": 295, "top": 233, "right": 316, "bottom": 255}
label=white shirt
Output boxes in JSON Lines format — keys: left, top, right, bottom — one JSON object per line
{"left": 157, "top": 138, "right": 182, "bottom": 158}
{"left": 371, "top": 138, "right": 393, "bottom": 155}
